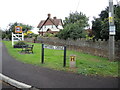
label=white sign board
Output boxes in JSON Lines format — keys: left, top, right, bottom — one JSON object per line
{"left": 109, "top": 25, "right": 116, "bottom": 35}
{"left": 44, "top": 44, "right": 64, "bottom": 50}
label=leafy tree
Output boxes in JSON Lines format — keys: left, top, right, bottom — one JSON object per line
{"left": 64, "top": 12, "right": 89, "bottom": 27}
{"left": 9, "top": 22, "right": 33, "bottom": 33}
{"left": 0, "top": 29, "right": 2, "bottom": 39}
{"left": 3, "top": 22, "right": 33, "bottom": 40}
{"left": 114, "top": 5, "right": 120, "bottom": 40}
{"left": 92, "top": 5, "right": 120, "bottom": 40}
{"left": 92, "top": 18, "right": 103, "bottom": 40}
{"left": 58, "top": 12, "right": 89, "bottom": 40}
{"left": 1, "top": 30, "right": 12, "bottom": 40}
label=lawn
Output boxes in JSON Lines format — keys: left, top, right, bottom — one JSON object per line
{"left": 3, "top": 41, "right": 118, "bottom": 77}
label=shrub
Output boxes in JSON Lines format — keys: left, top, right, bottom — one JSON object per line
{"left": 44, "top": 33, "right": 55, "bottom": 37}
{"left": 14, "top": 41, "right": 27, "bottom": 46}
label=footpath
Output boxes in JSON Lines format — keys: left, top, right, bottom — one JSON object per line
{"left": 1, "top": 42, "right": 119, "bottom": 89}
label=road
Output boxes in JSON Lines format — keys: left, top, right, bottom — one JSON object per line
{"left": 1, "top": 41, "right": 119, "bottom": 88}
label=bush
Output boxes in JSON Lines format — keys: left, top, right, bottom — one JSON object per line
{"left": 14, "top": 41, "right": 27, "bottom": 46}
{"left": 44, "top": 33, "right": 55, "bottom": 37}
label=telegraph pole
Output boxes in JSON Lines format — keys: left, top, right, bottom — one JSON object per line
{"left": 109, "top": 0, "right": 116, "bottom": 61}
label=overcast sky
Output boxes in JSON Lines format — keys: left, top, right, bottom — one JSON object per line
{"left": 0, "top": 0, "right": 118, "bottom": 30}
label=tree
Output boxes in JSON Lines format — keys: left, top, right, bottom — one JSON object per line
{"left": 57, "top": 12, "right": 89, "bottom": 40}
{"left": 1, "top": 29, "right": 12, "bottom": 40}
{"left": 3, "top": 22, "right": 33, "bottom": 40}
{"left": 1, "top": 22, "right": 33, "bottom": 40}
{"left": 0, "top": 29, "right": 2, "bottom": 39}
{"left": 92, "top": 5, "right": 120, "bottom": 40}
{"left": 63, "top": 12, "right": 89, "bottom": 27}
{"left": 92, "top": 18, "right": 103, "bottom": 39}
{"left": 9, "top": 22, "right": 33, "bottom": 33}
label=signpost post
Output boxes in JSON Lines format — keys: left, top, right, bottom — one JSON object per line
{"left": 63, "top": 46, "right": 66, "bottom": 67}
{"left": 41, "top": 44, "right": 44, "bottom": 64}
{"left": 41, "top": 44, "right": 67, "bottom": 67}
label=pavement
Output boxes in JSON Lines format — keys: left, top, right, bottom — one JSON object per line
{"left": 1, "top": 41, "right": 119, "bottom": 89}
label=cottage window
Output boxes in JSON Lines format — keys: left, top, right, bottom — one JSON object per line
{"left": 44, "top": 26, "right": 46, "bottom": 29}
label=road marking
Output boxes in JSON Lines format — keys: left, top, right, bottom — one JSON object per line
{"left": 0, "top": 73, "right": 31, "bottom": 89}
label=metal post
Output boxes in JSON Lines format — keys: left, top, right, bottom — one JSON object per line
{"left": 109, "top": 0, "right": 115, "bottom": 61}
{"left": 63, "top": 46, "right": 66, "bottom": 67}
{"left": 41, "top": 44, "right": 44, "bottom": 64}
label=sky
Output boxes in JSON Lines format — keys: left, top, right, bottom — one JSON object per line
{"left": 0, "top": 0, "right": 118, "bottom": 30}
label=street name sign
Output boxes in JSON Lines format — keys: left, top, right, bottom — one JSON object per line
{"left": 44, "top": 44, "right": 64, "bottom": 50}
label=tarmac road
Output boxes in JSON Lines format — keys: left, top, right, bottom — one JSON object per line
{"left": 1, "top": 42, "right": 119, "bottom": 88}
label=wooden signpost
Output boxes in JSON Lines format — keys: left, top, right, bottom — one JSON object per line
{"left": 41, "top": 44, "right": 67, "bottom": 67}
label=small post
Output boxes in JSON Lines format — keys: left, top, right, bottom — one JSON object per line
{"left": 63, "top": 46, "right": 66, "bottom": 67}
{"left": 70, "top": 55, "right": 76, "bottom": 68}
{"left": 41, "top": 44, "right": 44, "bottom": 64}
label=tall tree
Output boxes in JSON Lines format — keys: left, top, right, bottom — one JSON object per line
{"left": 58, "top": 11, "right": 89, "bottom": 40}
{"left": 0, "top": 29, "right": 2, "bottom": 39}
{"left": 3, "top": 22, "right": 33, "bottom": 40}
{"left": 92, "top": 18, "right": 103, "bottom": 39}
{"left": 92, "top": 5, "right": 120, "bottom": 40}
{"left": 9, "top": 22, "right": 33, "bottom": 33}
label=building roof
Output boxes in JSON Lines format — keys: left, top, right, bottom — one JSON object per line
{"left": 37, "top": 14, "right": 63, "bottom": 30}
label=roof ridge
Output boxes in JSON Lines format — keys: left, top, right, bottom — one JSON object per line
{"left": 37, "top": 16, "right": 63, "bottom": 29}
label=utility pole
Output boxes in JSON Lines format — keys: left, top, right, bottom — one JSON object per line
{"left": 109, "top": 0, "right": 116, "bottom": 61}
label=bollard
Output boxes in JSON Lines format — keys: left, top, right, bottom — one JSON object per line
{"left": 70, "top": 55, "right": 76, "bottom": 68}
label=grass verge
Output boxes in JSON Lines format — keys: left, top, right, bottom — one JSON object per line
{"left": 3, "top": 41, "right": 118, "bottom": 77}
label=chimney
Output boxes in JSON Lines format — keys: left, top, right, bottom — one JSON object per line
{"left": 48, "top": 14, "right": 51, "bottom": 18}
{"left": 53, "top": 17, "right": 57, "bottom": 19}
